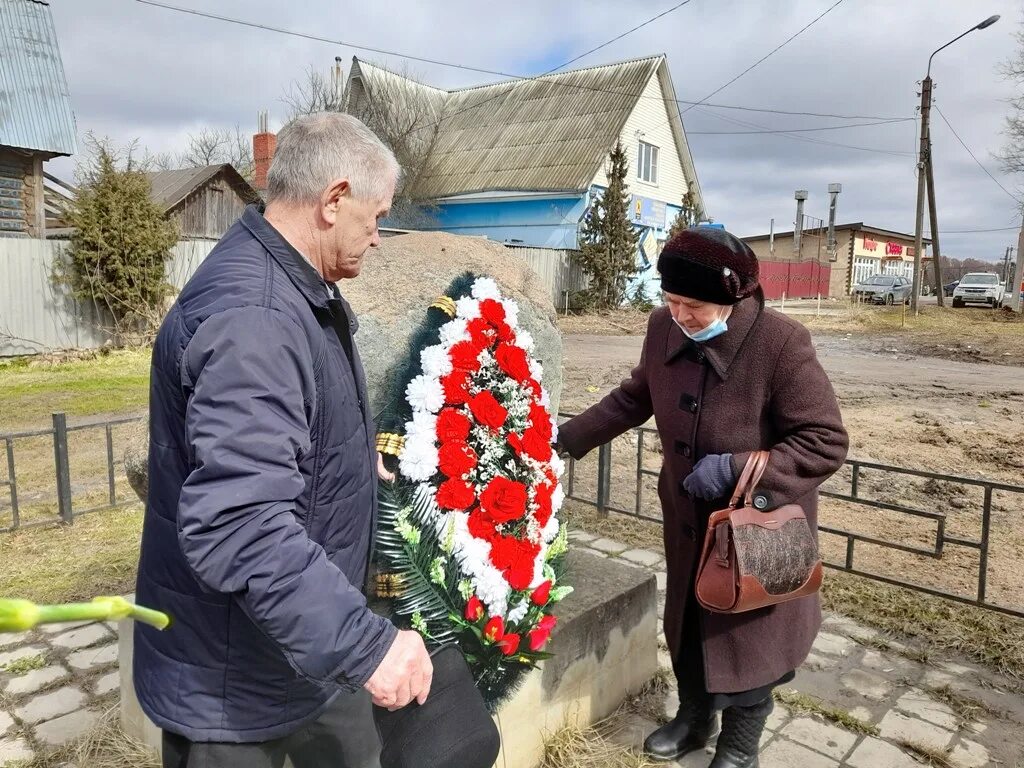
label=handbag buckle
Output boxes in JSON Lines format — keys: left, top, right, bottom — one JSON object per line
{"left": 714, "top": 523, "right": 730, "bottom": 566}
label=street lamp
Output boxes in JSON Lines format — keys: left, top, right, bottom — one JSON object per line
{"left": 912, "top": 14, "right": 1000, "bottom": 313}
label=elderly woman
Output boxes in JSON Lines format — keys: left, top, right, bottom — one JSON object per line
{"left": 558, "top": 227, "right": 848, "bottom": 767}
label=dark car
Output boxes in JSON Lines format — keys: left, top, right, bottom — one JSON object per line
{"left": 852, "top": 274, "right": 913, "bottom": 305}
{"left": 943, "top": 280, "right": 959, "bottom": 297}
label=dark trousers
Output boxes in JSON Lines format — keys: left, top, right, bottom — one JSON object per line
{"left": 162, "top": 691, "right": 381, "bottom": 768}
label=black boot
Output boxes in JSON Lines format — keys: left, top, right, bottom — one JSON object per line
{"left": 709, "top": 697, "right": 773, "bottom": 768}
{"left": 642, "top": 693, "right": 718, "bottom": 762}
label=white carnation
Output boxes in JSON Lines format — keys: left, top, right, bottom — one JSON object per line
{"left": 399, "top": 439, "right": 439, "bottom": 482}
{"left": 471, "top": 277, "right": 501, "bottom": 301}
{"left": 516, "top": 330, "right": 535, "bottom": 353}
{"left": 542, "top": 511, "right": 561, "bottom": 542}
{"left": 539, "top": 388, "right": 551, "bottom": 409}
{"left": 456, "top": 297, "right": 481, "bottom": 320}
{"left": 506, "top": 601, "right": 529, "bottom": 625}
{"left": 529, "top": 360, "right": 544, "bottom": 382}
{"left": 550, "top": 453, "right": 566, "bottom": 479}
{"left": 550, "top": 418, "right": 559, "bottom": 445}
{"left": 439, "top": 317, "right": 470, "bottom": 347}
{"left": 420, "top": 345, "right": 452, "bottom": 379}
{"left": 501, "top": 299, "right": 520, "bottom": 329}
{"left": 405, "top": 410, "right": 438, "bottom": 441}
{"left": 406, "top": 375, "right": 445, "bottom": 414}
{"left": 551, "top": 483, "right": 565, "bottom": 513}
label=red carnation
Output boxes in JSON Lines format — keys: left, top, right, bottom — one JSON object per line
{"left": 495, "top": 343, "right": 531, "bottom": 383}
{"left": 480, "top": 299, "right": 506, "bottom": 327}
{"left": 539, "top": 614, "right": 557, "bottom": 632}
{"left": 467, "top": 317, "right": 496, "bottom": 350}
{"left": 437, "top": 408, "right": 471, "bottom": 442}
{"left": 465, "top": 595, "right": 485, "bottom": 622}
{"left": 438, "top": 441, "right": 477, "bottom": 478}
{"left": 483, "top": 616, "right": 504, "bottom": 643}
{"left": 529, "top": 403, "right": 552, "bottom": 439}
{"left": 498, "top": 633, "right": 521, "bottom": 656}
{"left": 450, "top": 340, "right": 482, "bottom": 373}
{"left": 522, "top": 427, "right": 552, "bottom": 464}
{"left": 489, "top": 536, "right": 540, "bottom": 591}
{"left": 534, "top": 482, "right": 554, "bottom": 528}
{"left": 442, "top": 371, "right": 471, "bottom": 405}
{"left": 468, "top": 508, "right": 498, "bottom": 542}
{"left": 436, "top": 478, "right": 475, "bottom": 511}
{"left": 496, "top": 321, "right": 516, "bottom": 343}
{"left": 469, "top": 391, "right": 507, "bottom": 431}
{"left": 531, "top": 580, "right": 552, "bottom": 606}
{"left": 528, "top": 628, "right": 551, "bottom": 652}
{"left": 480, "top": 477, "right": 528, "bottom": 525}
{"left": 507, "top": 432, "right": 524, "bottom": 456}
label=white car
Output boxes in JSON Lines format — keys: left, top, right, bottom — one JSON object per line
{"left": 952, "top": 273, "right": 1004, "bottom": 308}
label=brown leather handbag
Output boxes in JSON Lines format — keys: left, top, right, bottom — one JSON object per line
{"left": 695, "top": 451, "right": 823, "bottom": 614}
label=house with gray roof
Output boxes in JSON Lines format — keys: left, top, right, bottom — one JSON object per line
{"left": 342, "top": 55, "right": 705, "bottom": 267}
{"left": 0, "top": 0, "right": 77, "bottom": 237}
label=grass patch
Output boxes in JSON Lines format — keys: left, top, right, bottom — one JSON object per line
{"left": 5, "top": 706, "right": 160, "bottom": 768}
{"left": 0, "top": 348, "right": 150, "bottom": 431}
{"left": 565, "top": 500, "right": 1024, "bottom": 683}
{"left": 773, "top": 689, "right": 879, "bottom": 736}
{"left": 800, "top": 303, "right": 1024, "bottom": 334}
{"left": 822, "top": 571, "right": 1024, "bottom": 682}
{"left": 919, "top": 683, "right": 1001, "bottom": 724}
{"left": 620, "top": 669, "right": 672, "bottom": 725}
{"left": 897, "top": 739, "right": 957, "bottom": 768}
{"left": 0, "top": 504, "right": 143, "bottom": 604}
{"left": 1, "top": 653, "right": 47, "bottom": 675}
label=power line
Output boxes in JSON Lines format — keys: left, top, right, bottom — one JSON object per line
{"left": 133, "top": 0, "right": 907, "bottom": 124}
{"left": 688, "top": 117, "right": 913, "bottom": 135}
{"left": 691, "top": 105, "right": 915, "bottom": 156}
{"left": 933, "top": 105, "right": 1023, "bottom": 205}
{"left": 938, "top": 225, "right": 1020, "bottom": 234}
{"left": 680, "top": 0, "right": 848, "bottom": 115}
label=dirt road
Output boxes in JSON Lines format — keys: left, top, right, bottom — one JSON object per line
{"left": 560, "top": 332, "right": 1024, "bottom": 612}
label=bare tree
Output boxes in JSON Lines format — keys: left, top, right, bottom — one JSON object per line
{"left": 174, "top": 126, "right": 255, "bottom": 184}
{"left": 999, "top": 21, "right": 1024, "bottom": 194}
{"left": 282, "top": 61, "right": 444, "bottom": 228}
{"left": 283, "top": 65, "right": 346, "bottom": 118}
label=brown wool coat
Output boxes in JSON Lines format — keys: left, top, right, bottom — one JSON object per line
{"left": 559, "top": 294, "right": 849, "bottom": 693}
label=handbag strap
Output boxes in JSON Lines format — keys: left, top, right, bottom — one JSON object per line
{"left": 743, "top": 450, "right": 771, "bottom": 507}
{"left": 728, "top": 453, "right": 761, "bottom": 508}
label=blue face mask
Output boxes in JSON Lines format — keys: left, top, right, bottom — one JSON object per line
{"left": 676, "top": 312, "right": 728, "bottom": 343}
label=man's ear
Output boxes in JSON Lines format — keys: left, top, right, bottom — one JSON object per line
{"left": 320, "top": 178, "right": 351, "bottom": 225}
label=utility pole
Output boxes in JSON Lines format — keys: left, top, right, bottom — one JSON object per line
{"left": 913, "top": 15, "right": 1000, "bottom": 315}
{"left": 794, "top": 190, "right": 808, "bottom": 260}
{"left": 1003, "top": 246, "right": 1013, "bottom": 284}
{"left": 1012, "top": 226, "right": 1024, "bottom": 312}
{"left": 912, "top": 82, "right": 927, "bottom": 314}
{"left": 827, "top": 183, "right": 841, "bottom": 261}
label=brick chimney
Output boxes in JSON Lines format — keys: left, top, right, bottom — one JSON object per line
{"left": 253, "top": 110, "right": 276, "bottom": 194}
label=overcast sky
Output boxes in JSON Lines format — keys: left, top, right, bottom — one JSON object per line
{"left": 49, "top": 0, "right": 1024, "bottom": 263}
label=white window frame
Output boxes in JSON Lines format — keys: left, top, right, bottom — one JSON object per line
{"left": 638, "top": 141, "right": 659, "bottom": 185}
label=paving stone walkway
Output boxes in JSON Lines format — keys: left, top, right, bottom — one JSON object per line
{"left": 569, "top": 529, "right": 1024, "bottom": 768}
{"left": 2, "top": 534, "right": 1022, "bottom": 767}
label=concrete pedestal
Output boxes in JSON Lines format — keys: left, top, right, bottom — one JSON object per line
{"left": 120, "top": 550, "right": 658, "bottom": 767}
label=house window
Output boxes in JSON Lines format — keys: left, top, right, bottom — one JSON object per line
{"left": 638, "top": 141, "right": 659, "bottom": 185}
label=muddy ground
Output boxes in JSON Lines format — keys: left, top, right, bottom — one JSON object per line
{"left": 558, "top": 327, "right": 1024, "bottom": 615}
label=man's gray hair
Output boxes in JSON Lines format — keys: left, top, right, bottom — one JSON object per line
{"left": 266, "top": 112, "right": 400, "bottom": 205}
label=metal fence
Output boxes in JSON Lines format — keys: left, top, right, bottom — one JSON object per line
{"left": 0, "top": 412, "right": 144, "bottom": 532}
{"left": 559, "top": 415, "right": 1024, "bottom": 620}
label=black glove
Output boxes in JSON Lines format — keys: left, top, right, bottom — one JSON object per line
{"left": 682, "top": 453, "right": 735, "bottom": 501}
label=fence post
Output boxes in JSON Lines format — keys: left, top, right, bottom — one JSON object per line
{"left": 52, "top": 412, "right": 73, "bottom": 525}
{"left": 596, "top": 442, "right": 612, "bottom": 516}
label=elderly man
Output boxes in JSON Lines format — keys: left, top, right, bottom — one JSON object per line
{"left": 135, "top": 113, "right": 432, "bottom": 768}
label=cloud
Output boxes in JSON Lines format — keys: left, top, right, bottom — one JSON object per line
{"left": 48, "top": 0, "right": 1024, "bottom": 260}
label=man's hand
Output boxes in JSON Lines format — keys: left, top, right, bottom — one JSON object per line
{"left": 377, "top": 452, "right": 395, "bottom": 482}
{"left": 364, "top": 630, "right": 433, "bottom": 710}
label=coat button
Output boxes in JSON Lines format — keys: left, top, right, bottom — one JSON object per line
{"left": 679, "top": 394, "right": 699, "bottom": 413}
{"left": 674, "top": 440, "right": 692, "bottom": 458}
{"left": 753, "top": 495, "right": 769, "bottom": 510}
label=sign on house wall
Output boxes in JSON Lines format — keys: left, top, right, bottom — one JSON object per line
{"left": 854, "top": 235, "right": 918, "bottom": 260}
{"left": 630, "top": 194, "right": 667, "bottom": 229}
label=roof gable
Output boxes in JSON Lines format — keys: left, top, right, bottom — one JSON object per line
{"left": 0, "top": 0, "right": 77, "bottom": 156}
{"left": 145, "top": 165, "right": 259, "bottom": 212}
{"left": 346, "top": 56, "right": 694, "bottom": 201}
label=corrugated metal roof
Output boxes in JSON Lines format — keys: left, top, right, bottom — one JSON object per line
{"left": 347, "top": 56, "right": 662, "bottom": 200}
{"left": 0, "top": 0, "right": 77, "bottom": 155}
{"left": 145, "top": 164, "right": 259, "bottom": 212}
